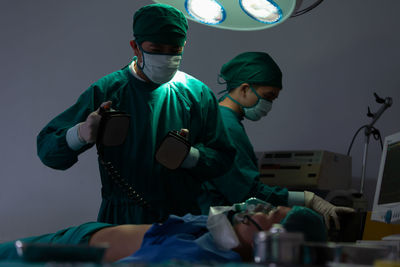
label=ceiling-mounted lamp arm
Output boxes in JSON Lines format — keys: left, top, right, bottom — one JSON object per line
{"left": 291, "top": 0, "right": 324, "bottom": 17}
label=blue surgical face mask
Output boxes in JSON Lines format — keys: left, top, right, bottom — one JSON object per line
{"left": 244, "top": 98, "right": 272, "bottom": 121}
{"left": 227, "top": 86, "right": 273, "bottom": 121}
{"left": 137, "top": 43, "right": 182, "bottom": 84}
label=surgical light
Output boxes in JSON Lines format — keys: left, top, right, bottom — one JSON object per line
{"left": 240, "top": 0, "right": 282, "bottom": 24}
{"left": 152, "top": 0, "right": 324, "bottom": 31}
{"left": 186, "top": 0, "right": 226, "bottom": 25}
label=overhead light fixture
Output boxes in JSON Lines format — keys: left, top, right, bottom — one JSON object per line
{"left": 152, "top": 0, "right": 324, "bottom": 31}
{"left": 240, "top": 0, "right": 282, "bottom": 24}
{"left": 185, "top": 0, "right": 226, "bottom": 25}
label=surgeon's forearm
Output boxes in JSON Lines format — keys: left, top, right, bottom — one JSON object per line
{"left": 248, "top": 182, "right": 289, "bottom": 206}
{"left": 37, "top": 127, "right": 80, "bottom": 170}
{"left": 190, "top": 144, "right": 235, "bottom": 179}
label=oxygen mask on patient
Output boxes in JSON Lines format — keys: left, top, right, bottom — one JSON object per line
{"left": 233, "top": 198, "right": 274, "bottom": 214}
{"left": 207, "top": 198, "right": 274, "bottom": 251}
{"left": 231, "top": 203, "right": 276, "bottom": 227}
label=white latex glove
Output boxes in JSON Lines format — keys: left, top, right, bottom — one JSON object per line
{"left": 304, "top": 191, "right": 355, "bottom": 229}
{"left": 78, "top": 101, "right": 112, "bottom": 143}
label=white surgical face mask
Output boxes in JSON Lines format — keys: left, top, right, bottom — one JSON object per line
{"left": 137, "top": 46, "right": 182, "bottom": 84}
{"left": 207, "top": 206, "right": 240, "bottom": 251}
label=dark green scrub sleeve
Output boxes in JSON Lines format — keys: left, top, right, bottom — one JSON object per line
{"left": 247, "top": 180, "right": 289, "bottom": 206}
{"left": 37, "top": 88, "right": 99, "bottom": 170}
{"left": 190, "top": 89, "right": 236, "bottom": 180}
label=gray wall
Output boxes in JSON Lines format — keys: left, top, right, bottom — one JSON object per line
{"left": 1, "top": 0, "right": 399, "bottom": 242}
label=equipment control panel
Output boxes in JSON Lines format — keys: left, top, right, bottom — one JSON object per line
{"left": 255, "top": 150, "right": 352, "bottom": 190}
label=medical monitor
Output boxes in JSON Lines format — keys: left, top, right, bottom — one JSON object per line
{"left": 371, "top": 131, "right": 400, "bottom": 224}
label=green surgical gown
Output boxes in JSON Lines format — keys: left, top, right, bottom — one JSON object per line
{"left": 198, "top": 106, "right": 288, "bottom": 214}
{"left": 37, "top": 67, "right": 235, "bottom": 224}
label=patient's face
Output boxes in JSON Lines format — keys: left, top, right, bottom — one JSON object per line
{"left": 233, "top": 206, "right": 292, "bottom": 247}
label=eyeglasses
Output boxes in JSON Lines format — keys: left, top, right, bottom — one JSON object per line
{"left": 243, "top": 215, "right": 263, "bottom": 231}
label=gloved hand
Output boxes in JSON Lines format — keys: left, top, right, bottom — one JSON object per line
{"left": 304, "top": 191, "right": 355, "bottom": 229}
{"left": 78, "top": 101, "right": 112, "bottom": 143}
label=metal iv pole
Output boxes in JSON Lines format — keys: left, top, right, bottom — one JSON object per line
{"left": 359, "top": 93, "right": 392, "bottom": 195}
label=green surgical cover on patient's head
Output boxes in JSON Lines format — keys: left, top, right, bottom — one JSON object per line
{"left": 281, "top": 206, "right": 327, "bottom": 242}
{"left": 133, "top": 3, "right": 188, "bottom": 46}
{"left": 220, "top": 52, "right": 283, "bottom": 91}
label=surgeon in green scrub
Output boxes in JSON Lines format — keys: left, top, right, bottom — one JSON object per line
{"left": 199, "top": 52, "right": 353, "bottom": 229}
{"left": 36, "top": 4, "right": 235, "bottom": 224}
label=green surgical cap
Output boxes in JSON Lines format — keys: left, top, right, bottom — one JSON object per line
{"left": 133, "top": 4, "right": 188, "bottom": 46}
{"left": 281, "top": 206, "right": 327, "bottom": 242}
{"left": 220, "top": 52, "right": 282, "bottom": 91}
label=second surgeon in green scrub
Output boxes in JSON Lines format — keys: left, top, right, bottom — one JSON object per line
{"left": 36, "top": 4, "right": 235, "bottom": 224}
{"left": 199, "top": 52, "right": 353, "bottom": 229}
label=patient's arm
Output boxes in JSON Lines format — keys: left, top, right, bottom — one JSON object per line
{"left": 89, "top": 224, "right": 152, "bottom": 262}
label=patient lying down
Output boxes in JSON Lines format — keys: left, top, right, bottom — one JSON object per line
{"left": 0, "top": 202, "right": 327, "bottom": 263}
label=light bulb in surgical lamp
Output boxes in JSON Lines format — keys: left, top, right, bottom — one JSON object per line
{"left": 240, "top": 0, "right": 282, "bottom": 24}
{"left": 185, "top": 0, "right": 225, "bottom": 25}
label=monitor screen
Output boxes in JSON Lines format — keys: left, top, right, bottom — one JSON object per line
{"left": 371, "top": 131, "right": 400, "bottom": 224}
{"left": 378, "top": 140, "right": 400, "bottom": 205}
